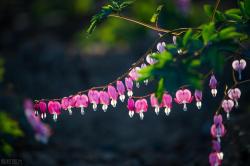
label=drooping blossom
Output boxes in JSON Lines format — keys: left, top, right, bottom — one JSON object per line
{"left": 221, "top": 99, "right": 234, "bottom": 119}
{"left": 61, "top": 96, "right": 75, "bottom": 115}
{"left": 150, "top": 94, "right": 161, "bottom": 115}
{"left": 116, "top": 81, "right": 126, "bottom": 102}
{"left": 174, "top": 89, "right": 193, "bottom": 111}
{"left": 135, "top": 99, "right": 148, "bottom": 120}
{"left": 74, "top": 94, "right": 88, "bottom": 115}
{"left": 212, "top": 140, "right": 221, "bottom": 152}
{"left": 228, "top": 88, "right": 241, "bottom": 108}
{"left": 146, "top": 53, "right": 157, "bottom": 65}
{"left": 129, "top": 67, "right": 141, "bottom": 88}
{"left": 33, "top": 103, "right": 39, "bottom": 116}
{"left": 127, "top": 98, "right": 135, "bottom": 118}
{"left": 108, "top": 85, "right": 118, "bottom": 107}
{"left": 209, "top": 75, "right": 218, "bottom": 97}
{"left": 157, "top": 42, "right": 166, "bottom": 53}
{"left": 194, "top": 90, "right": 202, "bottom": 109}
{"left": 209, "top": 152, "right": 223, "bottom": 166}
{"left": 141, "top": 63, "right": 148, "bottom": 85}
{"left": 232, "top": 59, "right": 247, "bottom": 80}
{"left": 48, "top": 101, "right": 61, "bottom": 122}
{"left": 173, "top": 36, "right": 177, "bottom": 45}
{"left": 24, "top": 99, "right": 51, "bottom": 144}
{"left": 39, "top": 101, "right": 47, "bottom": 119}
{"left": 125, "top": 77, "right": 133, "bottom": 97}
{"left": 99, "top": 91, "right": 110, "bottom": 112}
{"left": 211, "top": 114, "right": 226, "bottom": 142}
{"left": 161, "top": 93, "right": 173, "bottom": 115}
{"left": 88, "top": 90, "right": 99, "bottom": 111}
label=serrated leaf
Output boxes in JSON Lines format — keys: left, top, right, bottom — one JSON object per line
{"left": 150, "top": 5, "right": 164, "bottom": 23}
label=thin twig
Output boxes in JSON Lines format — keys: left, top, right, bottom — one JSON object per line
{"left": 211, "top": 0, "right": 221, "bottom": 22}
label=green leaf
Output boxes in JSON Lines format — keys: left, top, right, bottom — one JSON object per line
{"left": 225, "top": 13, "right": 242, "bottom": 21}
{"left": 219, "top": 27, "right": 244, "bottom": 40}
{"left": 156, "top": 78, "right": 165, "bottom": 102}
{"left": 154, "top": 51, "right": 173, "bottom": 68}
{"left": 225, "top": 8, "right": 241, "bottom": 15}
{"left": 202, "top": 22, "right": 216, "bottom": 45}
{"left": 138, "top": 65, "right": 153, "bottom": 81}
{"left": 190, "top": 59, "right": 201, "bottom": 67}
{"left": 244, "top": 0, "right": 250, "bottom": 16}
{"left": 204, "top": 4, "right": 213, "bottom": 17}
{"left": 150, "top": 5, "right": 164, "bottom": 23}
{"left": 182, "top": 29, "right": 192, "bottom": 47}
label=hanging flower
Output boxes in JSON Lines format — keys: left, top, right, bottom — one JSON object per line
{"left": 39, "top": 101, "right": 47, "bottom": 119}
{"left": 209, "top": 75, "right": 218, "bottom": 97}
{"left": 24, "top": 99, "right": 51, "bottom": 144}
{"left": 232, "top": 59, "right": 246, "bottom": 80}
{"left": 125, "top": 77, "right": 133, "bottom": 97}
{"left": 209, "top": 152, "right": 223, "bottom": 166}
{"left": 194, "top": 90, "right": 202, "bottom": 109}
{"left": 161, "top": 93, "right": 172, "bottom": 115}
{"left": 174, "top": 89, "right": 193, "bottom": 111}
{"left": 146, "top": 53, "right": 157, "bottom": 65}
{"left": 221, "top": 99, "right": 234, "bottom": 119}
{"left": 157, "top": 42, "right": 166, "bottom": 53}
{"left": 116, "top": 81, "right": 126, "bottom": 102}
{"left": 88, "top": 90, "right": 99, "bottom": 111}
{"left": 61, "top": 97, "right": 72, "bottom": 115}
{"left": 228, "top": 88, "right": 241, "bottom": 108}
{"left": 141, "top": 63, "right": 149, "bottom": 85}
{"left": 135, "top": 99, "right": 148, "bottom": 120}
{"left": 127, "top": 98, "right": 135, "bottom": 118}
{"left": 99, "top": 91, "right": 110, "bottom": 112}
{"left": 33, "top": 103, "right": 39, "bottom": 116}
{"left": 48, "top": 101, "right": 61, "bottom": 122}
{"left": 173, "top": 36, "right": 177, "bottom": 45}
{"left": 129, "top": 67, "right": 141, "bottom": 88}
{"left": 211, "top": 114, "right": 226, "bottom": 142}
{"left": 150, "top": 94, "right": 161, "bottom": 115}
{"left": 212, "top": 140, "right": 221, "bottom": 152}
{"left": 108, "top": 85, "right": 118, "bottom": 107}
{"left": 74, "top": 94, "right": 88, "bottom": 115}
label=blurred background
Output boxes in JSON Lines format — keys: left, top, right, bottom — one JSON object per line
{"left": 0, "top": 0, "right": 250, "bottom": 165}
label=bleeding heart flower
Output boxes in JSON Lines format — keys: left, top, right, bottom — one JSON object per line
{"left": 228, "top": 88, "right": 241, "bottom": 108}
{"left": 125, "top": 77, "right": 133, "bottom": 97}
{"left": 146, "top": 53, "right": 157, "bottom": 65}
{"left": 48, "top": 101, "right": 61, "bottom": 122}
{"left": 173, "top": 36, "right": 177, "bottom": 45}
{"left": 211, "top": 114, "right": 226, "bottom": 142}
{"left": 212, "top": 140, "right": 221, "bottom": 152}
{"left": 99, "top": 91, "right": 110, "bottom": 112}
{"left": 174, "top": 89, "right": 193, "bottom": 111}
{"left": 74, "top": 94, "right": 88, "bottom": 115}
{"left": 39, "top": 101, "right": 47, "bottom": 119}
{"left": 108, "top": 85, "right": 118, "bottom": 107}
{"left": 88, "top": 90, "right": 99, "bottom": 111}
{"left": 129, "top": 67, "right": 141, "bottom": 88}
{"left": 161, "top": 93, "right": 172, "bottom": 116}
{"left": 33, "top": 103, "right": 39, "bottom": 116}
{"left": 150, "top": 94, "right": 161, "bottom": 115}
{"left": 213, "top": 114, "right": 223, "bottom": 125}
{"left": 127, "top": 98, "right": 135, "bottom": 118}
{"left": 209, "top": 75, "right": 218, "bottom": 97}
{"left": 116, "top": 81, "right": 126, "bottom": 102}
{"left": 232, "top": 59, "right": 246, "bottom": 80}
{"left": 194, "top": 90, "right": 202, "bottom": 109}
{"left": 157, "top": 42, "right": 166, "bottom": 53}
{"left": 209, "top": 152, "right": 223, "bottom": 166}
{"left": 221, "top": 99, "right": 234, "bottom": 119}
{"left": 135, "top": 99, "right": 148, "bottom": 120}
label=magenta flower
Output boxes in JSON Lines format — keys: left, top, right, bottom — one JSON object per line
{"left": 212, "top": 140, "right": 221, "bottom": 152}
{"left": 150, "top": 94, "right": 161, "bottom": 115}
{"left": 125, "top": 77, "right": 133, "bottom": 97}
{"left": 221, "top": 99, "right": 234, "bottom": 119}
{"left": 88, "top": 90, "right": 99, "bottom": 111}
{"left": 174, "top": 89, "right": 193, "bottom": 111}
{"left": 228, "top": 88, "right": 241, "bottom": 108}
{"left": 194, "top": 90, "right": 202, "bottom": 109}
{"left": 33, "top": 103, "right": 39, "bottom": 116}
{"left": 135, "top": 99, "right": 148, "bottom": 120}
{"left": 157, "top": 42, "right": 166, "bottom": 53}
{"left": 61, "top": 97, "right": 70, "bottom": 115}
{"left": 161, "top": 93, "right": 172, "bottom": 115}
{"left": 108, "top": 85, "right": 118, "bottom": 107}
{"left": 74, "top": 94, "right": 88, "bottom": 115}
{"left": 99, "top": 91, "right": 110, "bottom": 112}
{"left": 24, "top": 99, "right": 51, "bottom": 144}
{"left": 209, "top": 75, "right": 218, "bottom": 97}
{"left": 48, "top": 101, "right": 61, "bottom": 122}
{"left": 209, "top": 152, "right": 223, "bottom": 166}
{"left": 211, "top": 114, "right": 226, "bottom": 142}
{"left": 116, "top": 81, "right": 126, "bottom": 102}
{"left": 146, "top": 53, "right": 157, "bottom": 65}
{"left": 127, "top": 98, "right": 135, "bottom": 118}
{"left": 232, "top": 59, "right": 246, "bottom": 80}
{"left": 39, "top": 101, "right": 47, "bottom": 119}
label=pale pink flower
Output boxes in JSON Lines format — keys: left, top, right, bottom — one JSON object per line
{"left": 209, "top": 75, "right": 218, "bottom": 97}
{"left": 116, "top": 81, "right": 126, "bottom": 102}
{"left": 228, "top": 88, "right": 241, "bottom": 108}
{"left": 146, "top": 53, "right": 157, "bottom": 65}
{"left": 174, "top": 89, "right": 193, "bottom": 111}
{"left": 99, "top": 91, "right": 110, "bottom": 112}
{"left": 127, "top": 98, "right": 135, "bottom": 118}
{"left": 74, "top": 94, "right": 88, "bottom": 115}
{"left": 135, "top": 99, "right": 148, "bottom": 120}
{"left": 48, "top": 101, "right": 61, "bottom": 122}
{"left": 232, "top": 59, "right": 246, "bottom": 80}
{"left": 108, "top": 85, "right": 118, "bottom": 107}
{"left": 222, "top": 99, "right": 234, "bottom": 119}
{"left": 194, "top": 90, "right": 202, "bottom": 109}
{"left": 157, "top": 42, "right": 166, "bottom": 53}
{"left": 150, "top": 94, "right": 161, "bottom": 115}
{"left": 88, "top": 90, "right": 99, "bottom": 111}
{"left": 161, "top": 93, "right": 172, "bottom": 115}
{"left": 125, "top": 77, "right": 133, "bottom": 97}
{"left": 211, "top": 114, "right": 226, "bottom": 142}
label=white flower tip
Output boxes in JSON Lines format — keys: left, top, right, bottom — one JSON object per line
{"left": 211, "top": 89, "right": 217, "bottom": 97}
{"left": 102, "top": 105, "right": 108, "bottom": 112}
{"left": 139, "top": 112, "right": 144, "bottom": 120}
{"left": 164, "top": 107, "right": 171, "bottom": 116}
{"left": 129, "top": 111, "right": 134, "bottom": 118}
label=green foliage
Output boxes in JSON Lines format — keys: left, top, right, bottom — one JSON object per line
{"left": 150, "top": 5, "right": 164, "bottom": 23}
